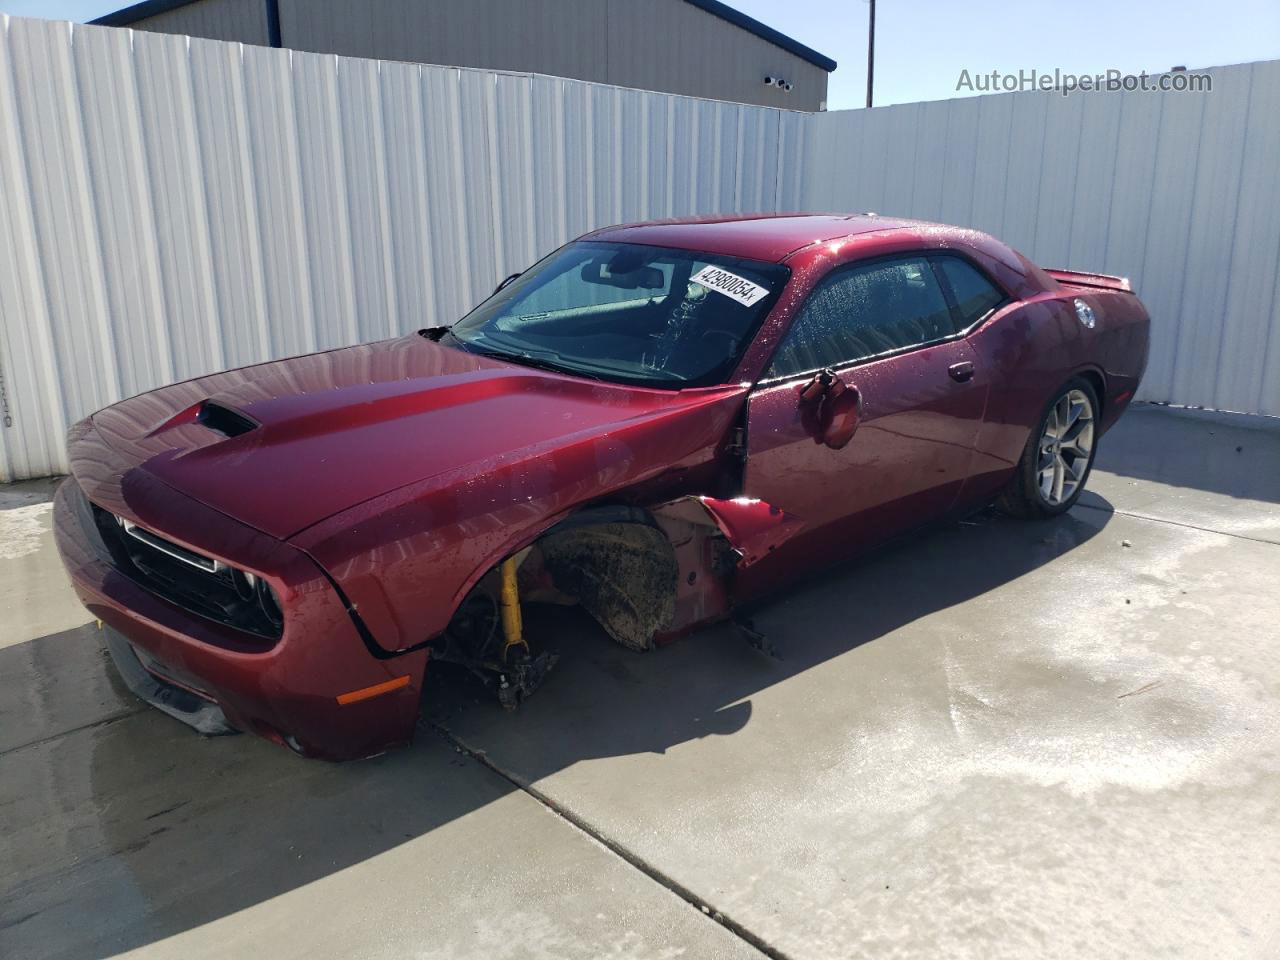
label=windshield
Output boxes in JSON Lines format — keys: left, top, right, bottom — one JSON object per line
{"left": 447, "top": 242, "right": 789, "bottom": 388}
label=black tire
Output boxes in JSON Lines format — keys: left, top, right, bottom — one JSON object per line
{"left": 997, "top": 376, "right": 1100, "bottom": 519}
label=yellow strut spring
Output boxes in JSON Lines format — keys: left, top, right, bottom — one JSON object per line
{"left": 499, "top": 555, "right": 528, "bottom": 658}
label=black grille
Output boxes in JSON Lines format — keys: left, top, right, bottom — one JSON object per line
{"left": 91, "top": 505, "right": 282, "bottom": 641}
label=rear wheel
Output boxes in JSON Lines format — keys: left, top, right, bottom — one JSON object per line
{"left": 998, "top": 378, "right": 1099, "bottom": 518}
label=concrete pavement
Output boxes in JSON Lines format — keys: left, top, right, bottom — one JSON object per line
{"left": 3, "top": 403, "right": 1279, "bottom": 959}
{"left": 0, "top": 625, "right": 760, "bottom": 960}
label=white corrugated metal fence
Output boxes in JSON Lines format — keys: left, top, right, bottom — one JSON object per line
{"left": 0, "top": 15, "right": 1276, "bottom": 480}
{"left": 0, "top": 16, "right": 805, "bottom": 480}
{"left": 799, "top": 59, "right": 1280, "bottom": 421}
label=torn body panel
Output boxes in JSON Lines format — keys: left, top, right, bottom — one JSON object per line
{"left": 652, "top": 495, "right": 805, "bottom": 641}
{"left": 658, "top": 496, "right": 805, "bottom": 567}
{"left": 532, "top": 497, "right": 802, "bottom": 648}
{"left": 445, "top": 496, "right": 802, "bottom": 664}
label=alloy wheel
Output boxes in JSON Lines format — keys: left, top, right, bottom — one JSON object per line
{"left": 1037, "top": 388, "right": 1095, "bottom": 506}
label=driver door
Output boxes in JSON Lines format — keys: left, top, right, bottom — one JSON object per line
{"left": 737, "top": 254, "right": 990, "bottom": 592}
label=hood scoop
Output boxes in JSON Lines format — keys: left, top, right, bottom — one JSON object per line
{"left": 196, "top": 400, "right": 258, "bottom": 439}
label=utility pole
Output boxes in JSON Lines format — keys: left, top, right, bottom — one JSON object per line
{"left": 866, "top": 0, "right": 876, "bottom": 109}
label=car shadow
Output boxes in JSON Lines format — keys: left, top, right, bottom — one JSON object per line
{"left": 0, "top": 498, "right": 1112, "bottom": 960}
{"left": 424, "top": 498, "right": 1115, "bottom": 777}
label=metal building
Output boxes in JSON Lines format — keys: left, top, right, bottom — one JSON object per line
{"left": 91, "top": 0, "right": 837, "bottom": 110}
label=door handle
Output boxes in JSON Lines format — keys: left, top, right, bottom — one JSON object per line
{"left": 948, "top": 361, "right": 975, "bottom": 383}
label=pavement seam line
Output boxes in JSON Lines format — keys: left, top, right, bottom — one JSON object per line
{"left": 431, "top": 722, "right": 792, "bottom": 960}
{"left": 0, "top": 706, "right": 147, "bottom": 757}
{"left": 1075, "top": 501, "right": 1280, "bottom": 546}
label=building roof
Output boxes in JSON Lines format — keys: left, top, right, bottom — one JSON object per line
{"left": 681, "top": 1, "right": 836, "bottom": 72}
{"left": 89, "top": 0, "right": 194, "bottom": 27}
{"left": 90, "top": 0, "right": 837, "bottom": 73}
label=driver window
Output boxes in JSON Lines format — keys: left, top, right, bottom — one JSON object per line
{"left": 767, "top": 256, "right": 955, "bottom": 378}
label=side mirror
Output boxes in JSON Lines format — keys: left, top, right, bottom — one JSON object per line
{"left": 494, "top": 272, "right": 521, "bottom": 294}
{"left": 798, "top": 369, "right": 862, "bottom": 450}
{"left": 798, "top": 368, "right": 834, "bottom": 403}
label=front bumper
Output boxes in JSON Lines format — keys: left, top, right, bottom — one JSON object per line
{"left": 53, "top": 458, "right": 428, "bottom": 761}
{"left": 101, "top": 624, "right": 238, "bottom": 736}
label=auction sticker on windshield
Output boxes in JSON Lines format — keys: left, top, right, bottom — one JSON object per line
{"left": 690, "top": 266, "right": 769, "bottom": 307}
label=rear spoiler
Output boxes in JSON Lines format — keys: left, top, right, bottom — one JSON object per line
{"left": 1045, "top": 268, "right": 1132, "bottom": 293}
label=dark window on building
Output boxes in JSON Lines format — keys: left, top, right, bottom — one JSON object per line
{"left": 767, "top": 256, "right": 955, "bottom": 377}
{"left": 936, "top": 256, "right": 1006, "bottom": 328}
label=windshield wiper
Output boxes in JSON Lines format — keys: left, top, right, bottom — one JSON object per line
{"left": 425, "top": 326, "right": 482, "bottom": 355}
{"left": 467, "top": 342, "right": 605, "bottom": 382}
{"left": 498, "top": 350, "right": 606, "bottom": 382}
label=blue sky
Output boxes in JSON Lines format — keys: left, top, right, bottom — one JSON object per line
{"left": 4, "top": 0, "right": 1278, "bottom": 110}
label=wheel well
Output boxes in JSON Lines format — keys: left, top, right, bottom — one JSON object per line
{"left": 530, "top": 509, "right": 677, "bottom": 652}
{"left": 1077, "top": 368, "right": 1105, "bottom": 416}
{"left": 445, "top": 505, "right": 678, "bottom": 657}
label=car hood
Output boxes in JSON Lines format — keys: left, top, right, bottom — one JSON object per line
{"left": 91, "top": 336, "right": 745, "bottom": 540}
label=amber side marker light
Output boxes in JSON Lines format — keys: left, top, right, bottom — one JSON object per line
{"left": 336, "top": 675, "right": 412, "bottom": 705}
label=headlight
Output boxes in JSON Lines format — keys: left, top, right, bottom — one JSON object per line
{"left": 256, "top": 578, "right": 283, "bottom": 628}
{"left": 231, "top": 568, "right": 256, "bottom": 601}
{"left": 230, "top": 567, "right": 280, "bottom": 628}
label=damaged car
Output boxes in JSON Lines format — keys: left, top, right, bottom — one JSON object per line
{"left": 53, "top": 214, "right": 1150, "bottom": 759}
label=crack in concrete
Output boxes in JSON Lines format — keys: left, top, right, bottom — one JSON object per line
{"left": 1075, "top": 501, "right": 1280, "bottom": 547}
{"left": 431, "top": 721, "right": 791, "bottom": 960}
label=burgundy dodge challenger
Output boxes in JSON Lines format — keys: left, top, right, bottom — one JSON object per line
{"left": 54, "top": 214, "right": 1149, "bottom": 760}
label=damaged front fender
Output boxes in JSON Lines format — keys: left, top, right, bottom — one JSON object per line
{"left": 499, "top": 497, "right": 802, "bottom": 659}
{"left": 659, "top": 496, "right": 804, "bottom": 567}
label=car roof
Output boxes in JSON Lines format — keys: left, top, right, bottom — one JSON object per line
{"left": 583, "top": 213, "right": 925, "bottom": 263}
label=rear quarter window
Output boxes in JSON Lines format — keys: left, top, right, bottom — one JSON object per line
{"left": 936, "top": 256, "right": 1007, "bottom": 328}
